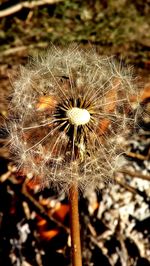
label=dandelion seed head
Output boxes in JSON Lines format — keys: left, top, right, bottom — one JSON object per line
{"left": 7, "top": 45, "right": 139, "bottom": 193}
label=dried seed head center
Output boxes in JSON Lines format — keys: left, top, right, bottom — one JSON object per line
{"left": 66, "top": 107, "right": 90, "bottom": 126}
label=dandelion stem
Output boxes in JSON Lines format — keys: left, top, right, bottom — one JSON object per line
{"left": 69, "top": 182, "right": 82, "bottom": 266}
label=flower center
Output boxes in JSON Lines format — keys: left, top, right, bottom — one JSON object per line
{"left": 66, "top": 107, "right": 90, "bottom": 126}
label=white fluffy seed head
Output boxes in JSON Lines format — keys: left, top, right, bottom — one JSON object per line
{"left": 66, "top": 107, "right": 90, "bottom": 126}
{"left": 7, "top": 45, "right": 140, "bottom": 194}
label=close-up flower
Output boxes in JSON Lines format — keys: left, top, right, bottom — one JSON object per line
{"left": 1, "top": 3, "right": 150, "bottom": 266}
{"left": 8, "top": 45, "right": 138, "bottom": 193}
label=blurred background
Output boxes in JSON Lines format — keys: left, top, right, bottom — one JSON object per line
{"left": 0, "top": 1, "right": 150, "bottom": 265}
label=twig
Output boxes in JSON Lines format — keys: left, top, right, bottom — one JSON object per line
{"left": 115, "top": 178, "right": 137, "bottom": 195}
{"left": 119, "top": 169, "right": 150, "bottom": 181}
{"left": 126, "top": 151, "right": 148, "bottom": 161}
{"left": 115, "top": 220, "right": 128, "bottom": 266}
{"left": 1, "top": 46, "right": 27, "bottom": 56}
{"left": 0, "top": 0, "right": 63, "bottom": 18}
{"left": 6, "top": 176, "right": 69, "bottom": 233}
{"left": 115, "top": 177, "right": 150, "bottom": 205}
{"left": 69, "top": 183, "right": 82, "bottom": 266}
{"left": 0, "top": 43, "right": 48, "bottom": 57}
{"left": 0, "top": 170, "right": 12, "bottom": 183}
{"left": 22, "top": 180, "right": 70, "bottom": 233}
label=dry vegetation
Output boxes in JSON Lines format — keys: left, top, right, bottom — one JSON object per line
{"left": 0, "top": 1, "right": 150, "bottom": 266}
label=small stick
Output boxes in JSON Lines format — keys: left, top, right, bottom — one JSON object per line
{"left": 126, "top": 151, "right": 148, "bottom": 161}
{"left": 119, "top": 169, "right": 150, "bottom": 181}
{"left": 0, "top": 0, "right": 62, "bottom": 18}
{"left": 69, "top": 182, "right": 82, "bottom": 266}
{"left": 22, "top": 180, "right": 70, "bottom": 233}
